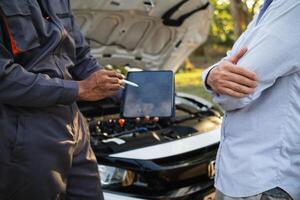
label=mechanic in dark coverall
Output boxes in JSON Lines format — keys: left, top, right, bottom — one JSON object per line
{"left": 0, "top": 0, "right": 124, "bottom": 199}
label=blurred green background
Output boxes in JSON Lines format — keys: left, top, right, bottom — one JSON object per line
{"left": 175, "top": 0, "right": 262, "bottom": 101}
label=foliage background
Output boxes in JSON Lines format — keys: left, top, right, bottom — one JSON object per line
{"left": 209, "top": 0, "right": 262, "bottom": 47}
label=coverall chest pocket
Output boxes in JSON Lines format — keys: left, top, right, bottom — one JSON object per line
{"left": 0, "top": 0, "right": 40, "bottom": 53}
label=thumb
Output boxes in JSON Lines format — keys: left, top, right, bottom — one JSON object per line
{"left": 228, "top": 47, "right": 248, "bottom": 64}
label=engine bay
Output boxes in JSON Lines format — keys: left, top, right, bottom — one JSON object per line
{"left": 78, "top": 95, "right": 221, "bottom": 155}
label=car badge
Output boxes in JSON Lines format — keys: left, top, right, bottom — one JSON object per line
{"left": 208, "top": 160, "right": 216, "bottom": 179}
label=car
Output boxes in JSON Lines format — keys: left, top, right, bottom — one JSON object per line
{"left": 72, "top": 0, "right": 221, "bottom": 199}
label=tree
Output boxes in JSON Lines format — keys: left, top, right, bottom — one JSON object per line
{"left": 229, "top": 0, "right": 262, "bottom": 39}
{"left": 204, "top": 0, "right": 262, "bottom": 49}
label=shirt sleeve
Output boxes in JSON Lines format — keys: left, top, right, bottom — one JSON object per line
{"left": 0, "top": 42, "right": 78, "bottom": 107}
{"left": 68, "top": 12, "right": 102, "bottom": 80}
{"left": 212, "top": 20, "right": 300, "bottom": 111}
{"left": 201, "top": 61, "right": 222, "bottom": 92}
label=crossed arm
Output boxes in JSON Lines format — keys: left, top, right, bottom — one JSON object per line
{"left": 203, "top": 32, "right": 300, "bottom": 111}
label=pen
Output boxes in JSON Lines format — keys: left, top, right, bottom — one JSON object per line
{"left": 122, "top": 80, "right": 139, "bottom": 87}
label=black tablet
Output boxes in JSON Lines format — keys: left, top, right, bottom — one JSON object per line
{"left": 121, "top": 71, "right": 175, "bottom": 119}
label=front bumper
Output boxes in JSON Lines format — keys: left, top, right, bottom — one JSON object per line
{"left": 103, "top": 186, "right": 216, "bottom": 200}
{"left": 97, "top": 142, "right": 218, "bottom": 200}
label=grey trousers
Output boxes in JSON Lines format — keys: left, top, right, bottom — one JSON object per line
{"left": 0, "top": 104, "right": 103, "bottom": 200}
{"left": 216, "top": 188, "right": 293, "bottom": 200}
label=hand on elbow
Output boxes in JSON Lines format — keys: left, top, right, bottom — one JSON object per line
{"left": 207, "top": 48, "right": 258, "bottom": 98}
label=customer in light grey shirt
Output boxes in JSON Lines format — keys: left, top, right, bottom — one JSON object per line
{"left": 202, "top": 0, "right": 300, "bottom": 199}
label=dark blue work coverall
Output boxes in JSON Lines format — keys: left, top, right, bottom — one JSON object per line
{"left": 0, "top": 0, "right": 103, "bottom": 199}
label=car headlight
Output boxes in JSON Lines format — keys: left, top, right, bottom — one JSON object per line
{"left": 98, "top": 165, "right": 135, "bottom": 187}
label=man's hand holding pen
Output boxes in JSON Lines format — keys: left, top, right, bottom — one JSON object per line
{"left": 77, "top": 70, "right": 124, "bottom": 101}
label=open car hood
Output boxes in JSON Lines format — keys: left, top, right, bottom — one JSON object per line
{"left": 71, "top": 0, "right": 212, "bottom": 71}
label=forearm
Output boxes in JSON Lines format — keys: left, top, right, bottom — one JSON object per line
{"left": 210, "top": 33, "right": 300, "bottom": 111}
{"left": 202, "top": 62, "right": 221, "bottom": 92}
{"left": 212, "top": 94, "right": 251, "bottom": 111}
{"left": 0, "top": 55, "right": 78, "bottom": 107}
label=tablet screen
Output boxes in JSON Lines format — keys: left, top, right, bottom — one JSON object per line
{"left": 121, "top": 71, "right": 175, "bottom": 118}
